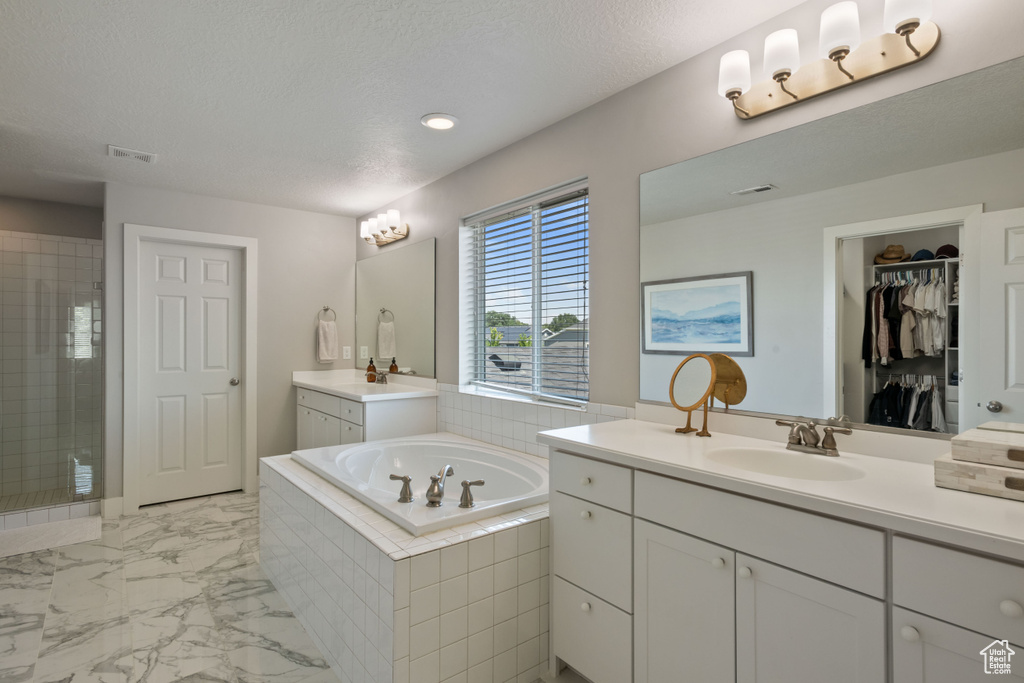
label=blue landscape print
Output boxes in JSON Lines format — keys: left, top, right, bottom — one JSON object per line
{"left": 651, "top": 284, "right": 742, "bottom": 344}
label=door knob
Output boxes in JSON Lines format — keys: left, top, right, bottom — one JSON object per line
{"left": 230, "top": 378, "right": 240, "bottom": 386}
{"left": 987, "top": 401, "right": 1003, "bottom": 413}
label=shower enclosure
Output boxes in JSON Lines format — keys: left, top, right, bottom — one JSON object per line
{"left": 0, "top": 230, "right": 103, "bottom": 518}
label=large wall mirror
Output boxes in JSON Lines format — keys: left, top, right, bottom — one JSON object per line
{"left": 639, "top": 56, "right": 1024, "bottom": 437}
{"left": 356, "top": 238, "right": 436, "bottom": 377}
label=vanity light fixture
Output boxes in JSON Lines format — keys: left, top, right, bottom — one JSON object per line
{"left": 361, "top": 209, "right": 409, "bottom": 246}
{"left": 718, "top": 0, "right": 938, "bottom": 120}
{"left": 420, "top": 113, "right": 458, "bottom": 130}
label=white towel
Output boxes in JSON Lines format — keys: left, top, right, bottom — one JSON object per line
{"left": 377, "top": 321, "right": 396, "bottom": 360}
{"left": 317, "top": 320, "right": 338, "bottom": 363}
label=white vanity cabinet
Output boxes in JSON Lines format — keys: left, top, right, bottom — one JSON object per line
{"left": 633, "top": 470, "right": 886, "bottom": 683}
{"left": 892, "top": 537, "right": 1024, "bottom": 681}
{"left": 550, "top": 453, "right": 633, "bottom": 683}
{"left": 295, "top": 387, "right": 435, "bottom": 449}
{"left": 296, "top": 389, "right": 362, "bottom": 449}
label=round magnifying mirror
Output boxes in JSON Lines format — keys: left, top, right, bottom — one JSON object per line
{"left": 669, "top": 353, "right": 717, "bottom": 437}
{"left": 709, "top": 353, "right": 747, "bottom": 408}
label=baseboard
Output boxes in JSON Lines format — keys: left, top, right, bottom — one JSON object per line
{"left": 0, "top": 515, "right": 101, "bottom": 558}
{"left": 101, "top": 497, "right": 123, "bottom": 519}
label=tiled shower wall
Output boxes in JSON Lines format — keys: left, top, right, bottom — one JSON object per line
{"left": 0, "top": 230, "right": 103, "bottom": 505}
{"left": 435, "top": 384, "right": 633, "bottom": 457}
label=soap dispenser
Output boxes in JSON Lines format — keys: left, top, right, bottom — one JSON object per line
{"left": 366, "top": 358, "right": 376, "bottom": 383}
{"left": 389, "top": 358, "right": 398, "bottom": 373}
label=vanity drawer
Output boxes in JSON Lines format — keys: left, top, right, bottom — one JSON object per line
{"left": 552, "top": 491, "right": 632, "bottom": 611}
{"left": 635, "top": 472, "right": 885, "bottom": 597}
{"left": 296, "top": 389, "right": 363, "bottom": 425}
{"left": 551, "top": 451, "right": 631, "bottom": 513}
{"left": 893, "top": 536, "right": 1024, "bottom": 645}
{"left": 553, "top": 576, "right": 632, "bottom": 683}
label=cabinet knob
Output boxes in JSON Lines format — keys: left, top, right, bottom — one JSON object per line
{"left": 580, "top": 602, "right": 591, "bottom": 612}
{"left": 1000, "top": 600, "right": 1024, "bottom": 618}
{"left": 737, "top": 566, "right": 752, "bottom": 579}
{"left": 711, "top": 557, "right": 726, "bottom": 569}
{"left": 346, "top": 426, "right": 352, "bottom": 431}
{"left": 580, "top": 510, "right": 592, "bottom": 520}
{"left": 900, "top": 625, "right": 921, "bottom": 642}
{"left": 580, "top": 476, "right": 592, "bottom": 486}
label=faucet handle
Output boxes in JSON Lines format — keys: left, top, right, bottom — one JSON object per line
{"left": 775, "top": 420, "right": 803, "bottom": 445}
{"left": 821, "top": 426, "right": 852, "bottom": 456}
{"left": 459, "top": 480, "right": 485, "bottom": 509}
{"left": 389, "top": 474, "right": 414, "bottom": 503}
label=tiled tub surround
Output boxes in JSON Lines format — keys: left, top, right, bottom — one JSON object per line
{"left": 435, "top": 384, "right": 633, "bottom": 458}
{"left": 260, "top": 455, "right": 551, "bottom": 683}
{"left": 0, "top": 230, "right": 103, "bottom": 506}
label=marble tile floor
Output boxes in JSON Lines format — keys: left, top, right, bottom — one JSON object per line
{"left": 0, "top": 491, "right": 340, "bottom": 683}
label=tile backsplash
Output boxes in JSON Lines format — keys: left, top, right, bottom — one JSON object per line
{"left": 435, "top": 384, "right": 633, "bottom": 457}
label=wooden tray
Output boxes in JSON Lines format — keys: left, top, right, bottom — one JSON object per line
{"left": 950, "top": 427, "right": 1024, "bottom": 471}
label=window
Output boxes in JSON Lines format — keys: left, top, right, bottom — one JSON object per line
{"left": 465, "top": 182, "right": 589, "bottom": 403}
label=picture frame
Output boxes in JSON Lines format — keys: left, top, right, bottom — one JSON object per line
{"left": 641, "top": 271, "right": 753, "bottom": 356}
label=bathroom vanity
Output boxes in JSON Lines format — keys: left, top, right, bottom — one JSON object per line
{"left": 293, "top": 370, "right": 437, "bottom": 449}
{"left": 539, "top": 420, "right": 1024, "bottom": 683}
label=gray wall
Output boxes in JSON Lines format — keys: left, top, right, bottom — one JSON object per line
{"left": 354, "top": 0, "right": 1024, "bottom": 407}
{"left": 104, "top": 183, "right": 356, "bottom": 499}
{"left": 0, "top": 195, "right": 102, "bottom": 239}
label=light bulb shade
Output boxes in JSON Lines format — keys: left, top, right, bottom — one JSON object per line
{"left": 377, "top": 213, "right": 389, "bottom": 235}
{"left": 764, "top": 29, "right": 800, "bottom": 78}
{"left": 820, "top": 1, "right": 861, "bottom": 58}
{"left": 718, "top": 50, "right": 751, "bottom": 98}
{"left": 368, "top": 217, "right": 380, "bottom": 236}
{"left": 360, "top": 221, "right": 371, "bottom": 239}
{"left": 387, "top": 209, "right": 401, "bottom": 229}
{"left": 883, "top": 0, "right": 931, "bottom": 32}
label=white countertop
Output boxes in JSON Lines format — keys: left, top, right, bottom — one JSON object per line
{"left": 293, "top": 369, "right": 438, "bottom": 402}
{"left": 537, "top": 419, "right": 1024, "bottom": 563}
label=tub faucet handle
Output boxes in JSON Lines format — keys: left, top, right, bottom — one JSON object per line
{"left": 459, "top": 480, "right": 485, "bottom": 509}
{"left": 389, "top": 474, "right": 414, "bottom": 503}
{"left": 425, "top": 465, "right": 455, "bottom": 507}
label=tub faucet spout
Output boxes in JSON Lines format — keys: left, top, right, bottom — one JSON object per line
{"left": 425, "top": 465, "right": 455, "bottom": 507}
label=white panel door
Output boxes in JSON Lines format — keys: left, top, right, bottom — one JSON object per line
{"left": 138, "top": 241, "right": 243, "bottom": 505}
{"left": 735, "top": 555, "right": 885, "bottom": 683}
{"left": 973, "top": 208, "right": 1024, "bottom": 427}
{"left": 893, "top": 607, "right": 1024, "bottom": 682}
{"left": 634, "top": 519, "right": 734, "bottom": 683}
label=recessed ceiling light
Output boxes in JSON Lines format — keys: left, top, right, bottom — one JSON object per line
{"left": 420, "top": 113, "right": 458, "bottom": 130}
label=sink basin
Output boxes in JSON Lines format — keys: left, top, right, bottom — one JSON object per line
{"left": 705, "top": 447, "right": 866, "bottom": 482}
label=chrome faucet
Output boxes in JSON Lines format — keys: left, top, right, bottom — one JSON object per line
{"left": 425, "top": 465, "right": 455, "bottom": 507}
{"left": 776, "top": 419, "right": 853, "bottom": 457}
{"left": 366, "top": 370, "right": 389, "bottom": 384}
{"left": 458, "top": 480, "right": 485, "bottom": 508}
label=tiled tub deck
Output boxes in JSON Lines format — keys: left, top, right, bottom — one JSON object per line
{"left": 260, "top": 455, "right": 550, "bottom": 683}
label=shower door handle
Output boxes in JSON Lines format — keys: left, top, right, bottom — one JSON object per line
{"left": 230, "top": 378, "right": 240, "bottom": 386}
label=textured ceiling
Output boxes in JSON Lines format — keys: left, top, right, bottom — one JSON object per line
{"left": 0, "top": 0, "right": 806, "bottom": 215}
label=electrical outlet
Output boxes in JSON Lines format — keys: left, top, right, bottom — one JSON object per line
{"left": 360, "top": 346, "right": 369, "bottom": 360}
{"left": 342, "top": 346, "right": 352, "bottom": 360}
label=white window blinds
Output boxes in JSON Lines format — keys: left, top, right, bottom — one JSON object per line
{"left": 467, "top": 186, "right": 589, "bottom": 403}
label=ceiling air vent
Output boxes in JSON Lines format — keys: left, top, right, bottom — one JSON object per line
{"left": 107, "top": 145, "right": 157, "bottom": 164}
{"left": 730, "top": 184, "right": 776, "bottom": 196}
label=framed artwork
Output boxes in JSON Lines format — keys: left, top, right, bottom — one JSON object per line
{"left": 642, "top": 271, "right": 753, "bottom": 356}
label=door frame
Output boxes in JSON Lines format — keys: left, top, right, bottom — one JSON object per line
{"left": 123, "top": 224, "right": 258, "bottom": 514}
{"left": 822, "top": 205, "right": 981, "bottom": 422}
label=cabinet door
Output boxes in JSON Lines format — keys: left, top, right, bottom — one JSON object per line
{"left": 296, "top": 405, "right": 316, "bottom": 450}
{"left": 312, "top": 412, "right": 343, "bottom": 448}
{"left": 735, "top": 555, "right": 885, "bottom": 683}
{"left": 634, "top": 519, "right": 734, "bottom": 683}
{"left": 893, "top": 607, "right": 1024, "bottom": 682}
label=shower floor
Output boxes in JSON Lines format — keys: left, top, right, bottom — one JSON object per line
{"left": 0, "top": 488, "right": 91, "bottom": 512}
